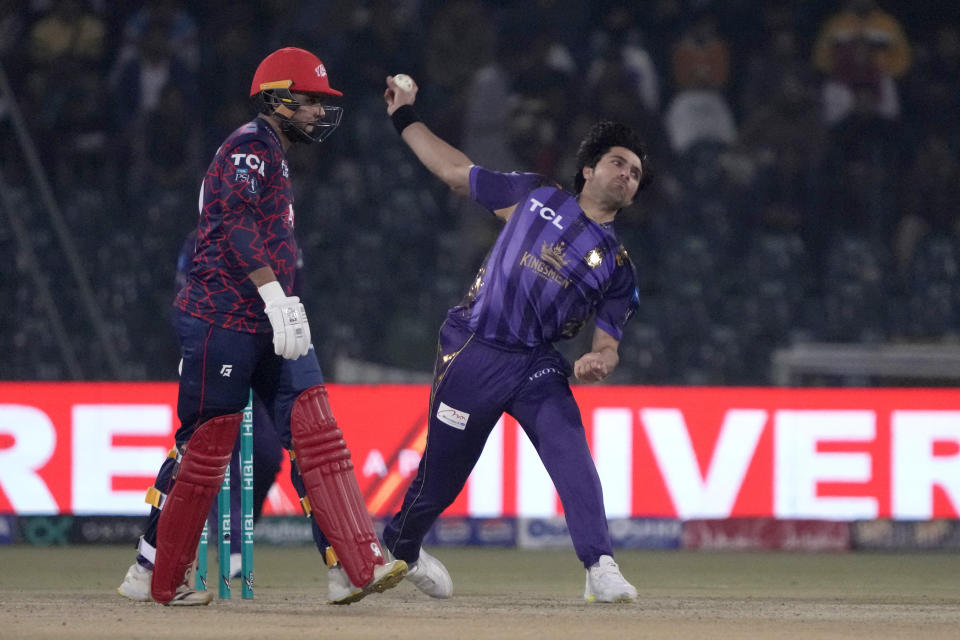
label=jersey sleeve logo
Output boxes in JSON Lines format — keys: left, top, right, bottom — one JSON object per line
{"left": 230, "top": 152, "right": 267, "bottom": 176}
{"left": 233, "top": 168, "right": 258, "bottom": 194}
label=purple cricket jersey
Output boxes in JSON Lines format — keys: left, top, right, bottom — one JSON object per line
{"left": 175, "top": 118, "right": 297, "bottom": 333}
{"left": 448, "top": 166, "right": 640, "bottom": 346}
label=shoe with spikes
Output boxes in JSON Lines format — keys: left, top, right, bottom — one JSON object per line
{"left": 328, "top": 559, "right": 408, "bottom": 605}
{"left": 584, "top": 555, "right": 636, "bottom": 603}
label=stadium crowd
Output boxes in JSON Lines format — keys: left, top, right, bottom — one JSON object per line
{"left": 1, "top": 0, "right": 958, "bottom": 384}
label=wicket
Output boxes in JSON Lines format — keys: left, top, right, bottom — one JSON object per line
{"left": 196, "top": 392, "right": 255, "bottom": 598}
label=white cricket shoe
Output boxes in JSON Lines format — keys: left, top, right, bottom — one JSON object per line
{"left": 406, "top": 548, "right": 452, "bottom": 599}
{"left": 117, "top": 561, "right": 213, "bottom": 606}
{"left": 327, "top": 565, "right": 361, "bottom": 604}
{"left": 328, "top": 559, "right": 408, "bottom": 605}
{"left": 118, "top": 562, "right": 152, "bottom": 602}
{"left": 584, "top": 555, "right": 637, "bottom": 603}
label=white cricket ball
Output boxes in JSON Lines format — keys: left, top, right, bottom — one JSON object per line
{"left": 393, "top": 74, "right": 413, "bottom": 92}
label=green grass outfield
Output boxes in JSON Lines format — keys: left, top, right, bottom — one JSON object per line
{"left": 2, "top": 546, "right": 960, "bottom": 639}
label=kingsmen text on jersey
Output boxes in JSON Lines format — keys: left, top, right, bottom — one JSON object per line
{"left": 448, "top": 166, "right": 640, "bottom": 347}
{"left": 175, "top": 118, "right": 295, "bottom": 333}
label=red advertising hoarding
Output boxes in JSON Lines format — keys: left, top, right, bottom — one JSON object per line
{"left": 2, "top": 383, "right": 959, "bottom": 520}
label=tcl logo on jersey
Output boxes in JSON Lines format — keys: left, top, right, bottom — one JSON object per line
{"left": 529, "top": 197, "right": 565, "bottom": 230}
{"left": 230, "top": 153, "right": 267, "bottom": 176}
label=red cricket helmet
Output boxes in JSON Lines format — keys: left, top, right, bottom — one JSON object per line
{"left": 250, "top": 47, "right": 343, "bottom": 97}
{"left": 250, "top": 47, "right": 344, "bottom": 143}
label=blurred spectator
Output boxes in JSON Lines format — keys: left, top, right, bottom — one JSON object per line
{"left": 342, "top": 0, "right": 421, "bottom": 98}
{"left": 111, "top": 0, "right": 199, "bottom": 79}
{"left": 422, "top": 0, "right": 496, "bottom": 144}
{"left": 812, "top": 0, "right": 911, "bottom": 124}
{"left": 111, "top": 20, "right": 196, "bottom": 130}
{"left": 24, "top": 0, "right": 108, "bottom": 185}
{"left": 262, "top": 0, "right": 352, "bottom": 62}
{"left": 740, "top": 18, "right": 817, "bottom": 121}
{"left": 820, "top": 85, "right": 906, "bottom": 268}
{"left": 671, "top": 10, "right": 730, "bottom": 93}
{"left": 738, "top": 72, "right": 827, "bottom": 239}
{"left": 663, "top": 88, "right": 736, "bottom": 156}
{"left": 892, "top": 135, "right": 960, "bottom": 277}
{"left": 461, "top": 59, "right": 518, "bottom": 173}
{"left": 111, "top": 19, "right": 196, "bottom": 207}
{"left": 513, "top": 0, "right": 592, "bottom": 72}
{"left": 664, "top": 9, "right": 735, "bottom": 166}
{"left": 643, "top": 0, "right": 687, "bottom": 73}
{"left": 497, "top": 10, "right": 577, "bottom": 179}
{"left": 130, "top": 85, "right": 201, "bottom": 199}
{"left": 586, "top": 2, "right": 661, "bottom": 114}
{"left": 26, "top": 0, "right": 105, "bottom": 66}
{"left": 201, "top": 10, "right": 262, "bottom": 154}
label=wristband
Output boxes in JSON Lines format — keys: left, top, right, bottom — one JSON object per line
{"left": 257, "top": 280, "right": 285, "bottom": 305}
{"left": 391, "top": 104, "right": 421, "bottom": 135}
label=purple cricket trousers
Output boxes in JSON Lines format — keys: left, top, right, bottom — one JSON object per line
{"left": 383, "top": 320, "right": 613, "bottom": 568}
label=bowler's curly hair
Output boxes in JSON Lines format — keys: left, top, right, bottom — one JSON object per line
{"left": 573, "top": 121, "right": 652, "bottom": 194}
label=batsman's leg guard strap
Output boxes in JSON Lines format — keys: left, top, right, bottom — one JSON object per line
{"left": 324, "top": 546, "right": 339, "bottom": 568}
{"left": 144, "top": 487, "right": 163, "bottom": 509}
{"left": 151, "top": 412, "right": 242, "bottom": 603}
{"left": 146, "top": 448, "right": 183, "bottom": 508}
{"left": 291, "top": 385, "right": 383, "bottom": 587}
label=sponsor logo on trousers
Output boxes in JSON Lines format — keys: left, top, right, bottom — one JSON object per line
{"left": 528, "top": 367, "right": 562, "bottom": 382}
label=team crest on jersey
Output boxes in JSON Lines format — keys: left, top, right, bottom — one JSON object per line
{"left": 540, "top": 241, "right": 569, "bottom": 270}
{"left": 584, "top": 247, "right": 604, "bottom": 268}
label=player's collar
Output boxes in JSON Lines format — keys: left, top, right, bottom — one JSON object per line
{"left": 259, "top": 116, "right": 284, "bottom": 150}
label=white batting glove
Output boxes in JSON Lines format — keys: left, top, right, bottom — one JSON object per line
{"left": 258, "top": 281, "right": 311, "bottom": 359}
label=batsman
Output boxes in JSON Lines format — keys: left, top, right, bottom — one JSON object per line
{"left": 117, "top": 47, "right": 406, "bottom": 605}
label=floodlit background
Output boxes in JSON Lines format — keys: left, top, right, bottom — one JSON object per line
{"left": 2, "top": 0, "right": 959, "bottom": 386}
